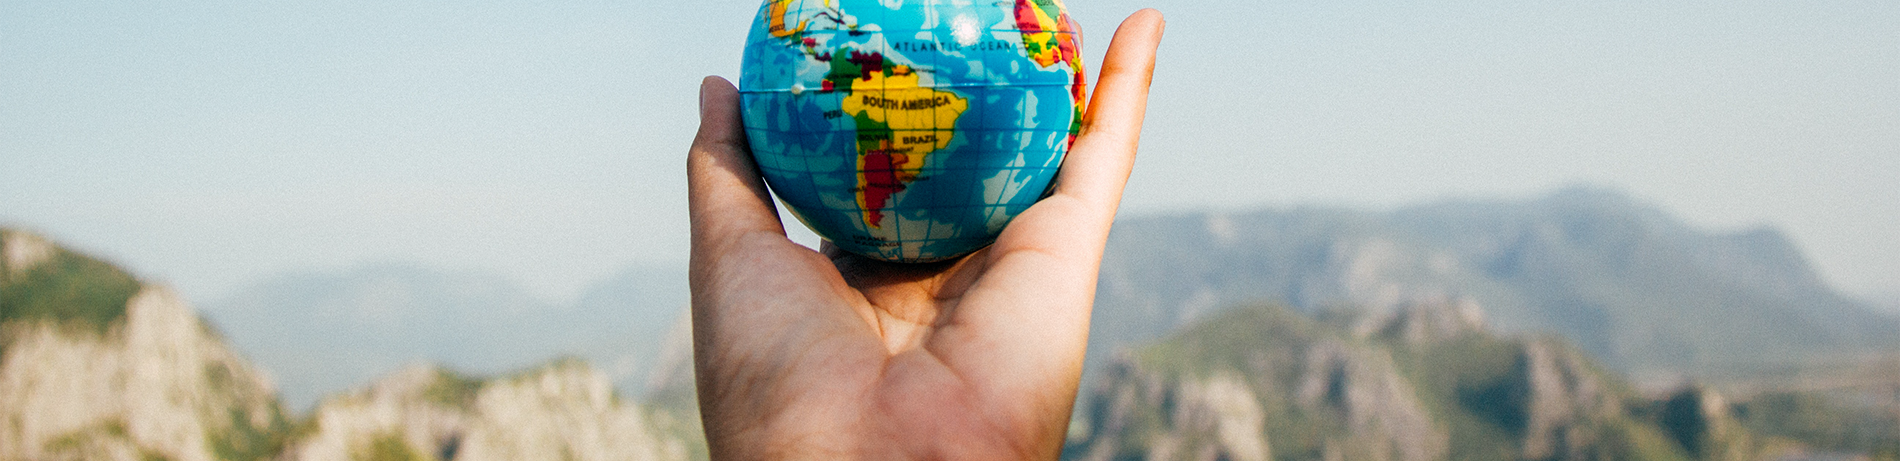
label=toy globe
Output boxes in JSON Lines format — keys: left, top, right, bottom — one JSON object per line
{"left": 739, "top": 0, "right": 1086, "bottom": 263}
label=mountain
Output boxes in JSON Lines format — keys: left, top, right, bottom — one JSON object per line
{"left": 1066, "top": 300, "right": 1776, "bottom": 461}
{"left": 1090, "top": 187, "right": 1899, "bottom": 383}
{"left": 282, "top": 360, "right": 696, "bottom": 461}
{"left": 1, "top": 229, "right": 288, "bottom": 461}
{"left": 204, "top": 263, "right": 688, "bottom": 409}
{"left": 1, "top": 228, "right": 708, "bottom": 460}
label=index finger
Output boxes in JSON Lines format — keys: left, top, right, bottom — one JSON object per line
{"left": 1052, "top": 8, "right": 1166, "bottom": 211}
{"left": 983, "top": 9, "right": 1166, "bottom": 262}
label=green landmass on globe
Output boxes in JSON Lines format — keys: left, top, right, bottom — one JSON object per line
{"left": 740, "top": 0, "right": 1085, "bottom": 262}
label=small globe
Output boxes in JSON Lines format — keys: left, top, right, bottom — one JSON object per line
{"left": 739, "top": 0, "right": 1086, "bottom": 263}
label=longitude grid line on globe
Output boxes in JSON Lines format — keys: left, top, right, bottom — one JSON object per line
{"left": 800, "top": 124, "right": 831, "bottom": 234}
{"left": 875, "top": 29, "right": 901, "bottom": 250}
{"left": 921, "top": 32, "right": 942, "bottom": 247}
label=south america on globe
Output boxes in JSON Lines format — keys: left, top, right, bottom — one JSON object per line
{"left": 740, "top": 0, "right": 1086, "bottom": 263}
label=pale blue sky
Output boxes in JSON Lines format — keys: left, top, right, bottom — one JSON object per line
{"left": 3, "top": 0, "right": 1895, "bottom": 303}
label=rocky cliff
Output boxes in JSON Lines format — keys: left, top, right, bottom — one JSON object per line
{"left": 0, "top": 229, "right": 705, "bottom": 461}
{"left": 283, "top": 360, "right": 693, "bottom": 461}
{"left": 1067, "top": 299, "right": 1773, "bottom": 461}
{"left": 1, "top": 229, "right": 287, "bottom": 461}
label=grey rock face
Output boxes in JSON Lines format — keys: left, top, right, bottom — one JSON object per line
{"left": 1291, "top": 339, "right": 1447, "bottom": 461}
{"left": 2, "top": 230, "right": 57, "bottom": 279}
{"left": 1067, "top": 300, "right": 1768, "bottom": 461}
{"left": 1657, "top": 385, "right": 1754, "bottom": 461}
{"left": 0, "top": 229, "right": 704, "bottom": 461}
{"left": 0, "top": 287, "right": 284, "bottom": 461}
{"left": 284, "top": 361, "right": 693, "bottom": 461}
{"left": 1076, "top": 364, "right": 1277, "bottom": 461}
{"left": 1349, "top": 296, "right": 1487, "bottom": 344}
{"left": 1072, "top": 305, "right": 1450, "bottom": 461}
{"left": 1515, "top": 339, "right": 1619, "bottom": 460}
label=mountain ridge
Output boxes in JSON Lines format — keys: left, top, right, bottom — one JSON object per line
{"left": 1068, "top": 300, "right": 1771, "bottom": 461}
{"left": 1, "top": 228, "right": 288, "bottom": 461}
{"left": 1089, "top": 187, "right": 1898, "bottom": 383}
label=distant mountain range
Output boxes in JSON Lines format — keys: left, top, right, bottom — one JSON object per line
{"left": 204, "top": 263, "right": 688, "bottom": 410}
{"left": 1089, "top": 187, "right": 1899, "bottom": 384}
{"left": 8, "top": 185, "right": 1896, "bottom": 460}
{"left": 199, "top": 187, "right": 1896, "bottom": 408}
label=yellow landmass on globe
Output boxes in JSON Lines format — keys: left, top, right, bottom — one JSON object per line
{"left": 763, "top": 0, "right": 810, "bottom": 38}
{"left": 839, "top": 68, "right": 969, "bottom": 229}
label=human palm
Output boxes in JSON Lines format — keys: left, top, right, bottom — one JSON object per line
{"left": 686, "top": 10, "right": 1164, "bottom": 460}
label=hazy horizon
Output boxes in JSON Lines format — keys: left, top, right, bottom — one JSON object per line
{"left": 4, "top": 0, "right": 1895, "bottom": 304}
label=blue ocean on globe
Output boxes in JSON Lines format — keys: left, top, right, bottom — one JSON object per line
{"left": 740, "top": 0, "right": 1085, "bottom": 262}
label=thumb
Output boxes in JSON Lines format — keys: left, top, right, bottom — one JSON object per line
{"left": 688, "top": 76, "right": 786, "bottom": 254}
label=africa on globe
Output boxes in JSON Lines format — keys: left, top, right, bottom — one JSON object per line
{"left": 739, "top": 0, "right": 1086, "bottom": 263}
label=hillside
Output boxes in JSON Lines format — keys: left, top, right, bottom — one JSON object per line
{"left": 0, "top": 228, "right": 704, "bottom": 461}
{"left": 283, "top": 360, "right": 697, "bottom": 461}
{"left": 1066, "top": 300, "right": 1772, "bottom": 461}
{"left": 1, "top": 229, "right": 141, "bottom": 337}
{"left": 1, "top": 229, "right": 288, "bottom": 461}
{"left": 1091, "top": 187, "right": 1898, "bottom": 382}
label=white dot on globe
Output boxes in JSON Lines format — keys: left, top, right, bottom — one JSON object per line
{"left": 789, "top": 84, "right": 805, "bottom": 95}
{"left": 952, "top": 15, "right": 980, "bottom": 46}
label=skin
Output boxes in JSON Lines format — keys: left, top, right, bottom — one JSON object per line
{"left": 686, "top": 9, "right": 1165, "bottom": 460}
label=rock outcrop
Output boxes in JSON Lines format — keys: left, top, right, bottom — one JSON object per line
{"left": 1073, "top": 304, "right": 1448, "bottom": 461}
{"left": 284, "top": 360, "right": 693, "bottom": 461}
{"left": 1, "top": 228, "right": 705, "bottom": 461}
{"left": 2, "top": 230, "right": 57, "bottom": 280}
{"left": 0, "top": 230, "right": 286, "bottom": 461}
{"left": 1656, "top": 385, "right": 1754, "bottom": 461}
{"left": 1068, "top": 300, "right": 1765, "bottom": 461}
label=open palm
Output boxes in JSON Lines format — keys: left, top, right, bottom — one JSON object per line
{"left": 686, "top": 10, "right": 1164, "bottom": 460}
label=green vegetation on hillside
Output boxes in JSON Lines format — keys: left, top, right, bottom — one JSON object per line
{"left": 353, "top": 431, "right": 428, "bottom": 461}
{"left": 1136, "top": 303, "right": 1323, "bottom": 378}
{"left": 1074, "top": 302, "right": 1762, "bottom": 460}
{"left": 0, "top": 231, "right": 142, "bottom": 336}
{"left": 1391, "top": 335, "right": 1537, "bottom": 460}
{"left": 1734, "top": 391, "right": 1900, "bottom": 459}
{"left": 42, "top": 421, "right": 174, "bottom": 461}
{"left": 422, "top": 367, "right": 484, "bottom": 410}
{"left": 207, "top": 359, "right": 293, "bottom": 461}
{"left": 209, "top": 405, "right": 293, "bottom": 461}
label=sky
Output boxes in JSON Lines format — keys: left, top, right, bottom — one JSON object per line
{"left": 3, "top": 0, "right": 1896, "bottom": 305}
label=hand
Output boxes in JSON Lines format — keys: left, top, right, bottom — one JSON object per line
{"left": 686, "top": 10, "right": 1164, "bottom": 460}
